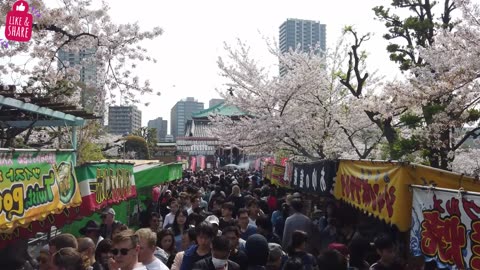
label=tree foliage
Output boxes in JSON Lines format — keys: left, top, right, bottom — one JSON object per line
{"left": 210, "top": 37, "right": 382, "bottom": 161}
{"left": 366, "top": 0, "right": 480, "bottom": 170}
{"left": 0, "top": 0, "right": 162, "bottom": 147}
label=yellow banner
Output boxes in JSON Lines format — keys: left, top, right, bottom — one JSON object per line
{"left": 407, "top": 163, "right": 480, "bottom": 192}
{"left": 0, "top": 150, "right": 82, "bottom": 233}
{"left": 334, "top": 160, "right": 413, "bottom": 232}
{"left": 268, "top": 165, "right": 289, "bottom": 187}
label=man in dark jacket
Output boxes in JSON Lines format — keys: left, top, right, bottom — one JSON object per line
{"left": 256, "top": 216, "right": 281, "bottom": 245}
{"left": 99, "top": 207, "right": 122, "bottom": 240}
{"left": 193, "top": 236, "right": 240, "bottom": 270}
{"left": 180, "top": 222, "right": 216, "bottom": 270}
{"left": 245, "top": 234, "right": 269, "bottom": 270}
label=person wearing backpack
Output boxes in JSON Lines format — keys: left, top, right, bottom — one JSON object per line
{"left": 287, "top": 231, "right": 318, "bottom": 270}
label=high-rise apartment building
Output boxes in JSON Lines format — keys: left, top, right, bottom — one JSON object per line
{"left": 147, "top": 117, "right": 168, "bottom": 141}
{"left": 279, "top": 19, "right": 326, "bottom": 75}
{"left": 171, "top": 97, "right": 204, "bottom": 139}
{"left": 209, "top": 99, "right": 224, "bottom": 108}
{"left": 58, "top": 49, "right": 105, "bottom": 120}
{"left": 108, "top": 106, "right": 142, "bottom": 135}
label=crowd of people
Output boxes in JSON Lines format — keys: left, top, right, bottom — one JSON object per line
{"left": 0, "top": 169, "right": 441, "bottom": 270}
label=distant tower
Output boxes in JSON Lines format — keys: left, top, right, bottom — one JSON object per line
{"left": 170, "top": 97, "right": 204, "bottom": 139}
{"left": 147, "top": 117, "right": 168, "bottom": 141}
{"left": 279, "top": 18, "right": 326, "bottom": 75}
{"left": 108, "top": 106, "right": 142, "bottom": 135}
{"left": 58, "top": 48, "right": 105, "bottom": 121}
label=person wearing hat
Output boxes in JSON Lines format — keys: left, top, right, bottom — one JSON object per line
{"left": 205, "top": 215, "right": 221, "bottom": 236}
{"left": 100, "top": 207, "right": 123, "bottom": 240}
{"left": 79, "top": 220, "right": 104, "bottom": 247}
{"left": 266, "top": 243, "right": 286, "bottom": 270}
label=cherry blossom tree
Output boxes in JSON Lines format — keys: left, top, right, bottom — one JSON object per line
{"left": 210, "top": 36, "right": 382, "bottom": 160}
{"left": 380, "top": 0, "right": 480, "bottom": 170}
{"left": 343, "top": 0, "right": 480, "bottom": 170}
{"left": 0, "top": 0, "right": 162, "bottom": 147}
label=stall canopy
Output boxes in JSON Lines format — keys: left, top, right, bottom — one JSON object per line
{"left": 0, "top": 88, "right": 98, "bottom": 249}
{"left": 410, "top": 185, "right": 480, "bottom": 270}
{"left": 75, "top": 162, "right": 137, "bottom": 215}
{"left": 264, "top": 164, "right": 290, "bottom": 188}
{"left": 134, "top": 162, "right": 183, "bottom": 189}
{"left": 0, "top": 149, "right": 82, "bottom": 233}
{"left": 333, "top": 160, "right": 480, "bottom": 232}
{"left": 291, "top": 160, "right": 337, "bottom": 195}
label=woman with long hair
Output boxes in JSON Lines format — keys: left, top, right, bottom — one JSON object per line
{"left": 288, "top": 230, "right": 318, "bottom": 270}
{"left": 170, "top": 209, "right": 189, "bottom": 251}
{"left": 157, "top": 229, "right": 176, "bottom": 259}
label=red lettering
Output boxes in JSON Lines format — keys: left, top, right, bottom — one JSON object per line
{"left": 421, "top": 211, "right": 466, "bottom": 268}
{"left": 446, "top": 197, "right": 461, "bottom": 217}
{"left": 462, "top": 198, "right": 480, "bottom": 220}
{"left": 433, "top": 195, "right": 445, "bottom": 214}
{"left": 362, "top": 181, "right": 373, "bottom": 207}
{"left": 385, "top": 186, "right": 396, "bottom": 218}
{"left": 372, "top": 184, "right": 380, "bottom": 211}
{"left": 470, "top": 221, "right": 480, "bottom": 269}
{"left": 340, "top": 174, "right": 396, "bottom": 217}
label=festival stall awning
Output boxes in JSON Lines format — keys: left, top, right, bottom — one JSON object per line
{"left": 410, "top": 185, "right": 480, "bottom": 270}
{"left": 333, "top": 160, "right": 413, "bottom": 232}
{"left": 0, "top": 149, "right": 82, "bottom": 234}
{"left": 264, "top": 164, "right": 290, "bottom": 188}
{"left": 75, "top": 162, "right": 137, "bottom": 215}
{"left": 134, "top": 162, "right": 183, "bottom": 189}
{"left": 333, "top": 160, "right": 480, "bottom": 232}
{"left": 291, "top": 160, "right": 337, "bottom": 195}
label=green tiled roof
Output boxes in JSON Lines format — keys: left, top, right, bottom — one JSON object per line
{"left": 192, "top": 102, "right": 247, "bottom": 118}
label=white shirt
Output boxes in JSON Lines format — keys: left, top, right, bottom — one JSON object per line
{"left": 96, "top": 235, "right": 104, "bottom": 247}
{"left": 133, "top": 264, "right": 148, "bottom": 270}
{"left": 248, "top": 217, "right": 256, "bottom": 226}
{"left": 145, "top": 257, "right": 169, "bottom": 270}
{"left": 163, "top": 212, "right": 175, "bottom": 228}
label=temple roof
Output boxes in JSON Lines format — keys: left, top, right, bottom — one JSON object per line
{"left": 192, "top": 102, "right": 247, "bottom": 119}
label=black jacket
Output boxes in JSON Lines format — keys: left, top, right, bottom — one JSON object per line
{"left": 193, "top": 257, "right": 240, "bottom": 270}
{"left": 100, "top": 221, "right": 122, "bottom": 240}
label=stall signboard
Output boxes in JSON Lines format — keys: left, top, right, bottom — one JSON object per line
{"left": 264, "top": 164, "right": 289, "bottom": 187}
{"left": 406, "top": 163, "right": 480, "bottom": 193}
{"left": 76, "top": 163, "right": 136, "bottom": 213}
{"left": 333, "top": 160, "right": 413, "bottom": 232}
{"left": 411, "top": 186, "right": 480, "bottom": 270}
{"left": 291, "top": 160, "right": 336, "bottom": 195}
{"left": 283, "top": 162, "right": 293, "bottom": 187}
{"left": 0, "top": 150, "right": 81, "bottom": 233}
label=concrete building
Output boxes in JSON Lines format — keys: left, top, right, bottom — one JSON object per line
{"left": 170, "top": 97, "right": 204, "bottom": 139}
{"left": 209, "top": 98, "right": 224, "bottom": 108}
{"left": 147, "top": 117, "right": 168, "bottom": 141}
{"left": 108, "top": 106, "right": 142, "bottom": 135}
{"left": 279, "top": 18, "right": 326, "bottom": 75}
{"left": 58, "top": 48, "right": 105, "bottom": 120}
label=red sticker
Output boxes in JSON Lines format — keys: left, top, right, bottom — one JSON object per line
{"left": 5, "top": 0, "right": 33, "bottom": 42}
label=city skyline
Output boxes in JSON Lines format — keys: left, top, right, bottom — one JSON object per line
{"left": 3, "top": 0, "right": 402, "bottom": 129}
{"left": 101, "top": 0, "right": 400, "bottom": 128}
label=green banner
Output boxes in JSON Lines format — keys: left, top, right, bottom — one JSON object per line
{"left": 135, "top": 163, "right": 183, "bottom": 189}
{"left": 75, "top": 163, "right": 136, "bottom": 212}
{"left": 0, "top": 150, "right": 82, "bottom": 233}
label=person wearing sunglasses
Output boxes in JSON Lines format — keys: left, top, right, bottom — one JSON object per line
{"left": 110, "top": 229, "right": 147, "bottom": 270}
